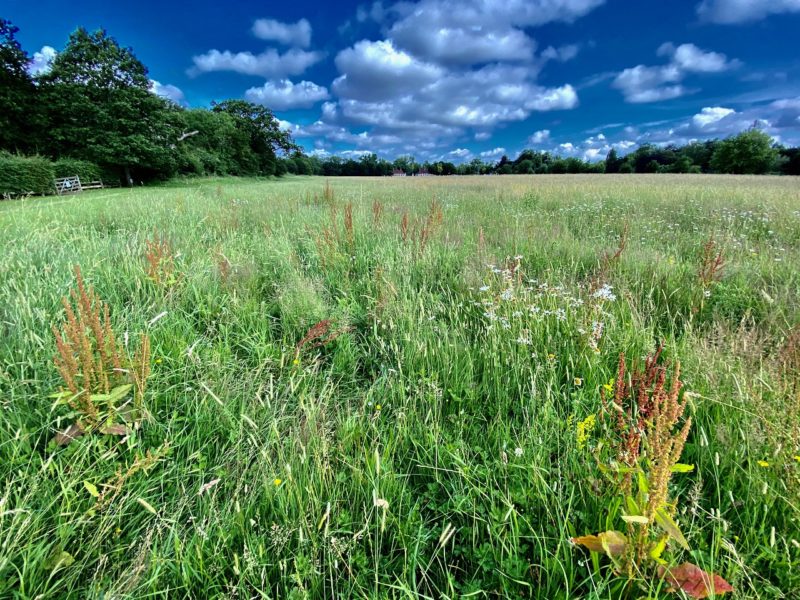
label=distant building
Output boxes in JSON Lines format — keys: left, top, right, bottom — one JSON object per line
{"left": 417, "top": 167, "right": 431, "bottom": 177}
{"left": 392, "top": 169, "right": 407, "bottom": 177}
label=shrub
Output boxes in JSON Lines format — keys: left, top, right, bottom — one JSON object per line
{"left": 0, "top": 153, "right": 55, "bottom": 196}
{"left": 53, "top": 158, "right": 103, "bottom": 183}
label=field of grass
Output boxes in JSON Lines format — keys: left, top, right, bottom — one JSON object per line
{"left": 1, "top": 174, "right": 799, "bottom": 599}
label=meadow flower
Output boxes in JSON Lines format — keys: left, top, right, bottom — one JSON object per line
{"left": 574, "top": 377, "right": 583, "bottom": 386}
{"left": 757, "top": 460, "right": 770, "bottom": 468}
{"left": 514, "top": 447, "right": 523, "bottom": 457}
{"left": 592, "top": 284, "right": 616, "bottom": 302}
{"left": 273, "top": 478, "right": 282, "bottom": 486}
{"left": 479, "top": 285, "right": 490, "bottom": 292}
{"left": 576, "top": 414, "right": 595, "bottom": 450}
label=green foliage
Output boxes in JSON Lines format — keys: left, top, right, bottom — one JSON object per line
{"left": 0, "top": 175, "right": 798, "bottom": 597}
{"left": 0, "top": 19, "right": 39, "bottom": 153}
{"left": 211, "top": 99, "right": 297, "bottom": 177}
{"left": 37, "top": 28, "right": 178, "bottom": 183}
{"left": 710, "top": 128, "right": 780, "bottom": 174}
{"left": 0, "top": 153, "right": 54, "bottom": 196}
{"left": 53, "top": 158, "right": 102, "bottom": 182}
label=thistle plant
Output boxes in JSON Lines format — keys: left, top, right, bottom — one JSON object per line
{"left": 51, "top": 265, "right": 151, "bottom": 444}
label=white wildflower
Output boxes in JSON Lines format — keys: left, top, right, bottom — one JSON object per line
{"left": 592, "top": 284, "right": 616, "bottom": 302}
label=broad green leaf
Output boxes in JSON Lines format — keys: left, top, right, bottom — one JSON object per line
{"left": 654, "top": 507, "right": 689, "bottom": 550}
{"left": 649, "top": 536, "right": 669, "bottom": 564}
{"left": 622, "top": 515, "right": 649, "bottom": 524}
{"left": 636, "top": 469, "right": 649, "bottom": 494}
{"left": 45, "top": 550, "right": 75, "bottom": 571}
{"left": 671, "top": 463, "right": 695, "bottom": 473}
{"left": 626, "top": 495, "right": 641, "bottom": 516}
{"left": 108, "top": 384, "right": 133, "bottom": 403}
{"left": 83, "top": 481, "right": 100, "bottom": 498}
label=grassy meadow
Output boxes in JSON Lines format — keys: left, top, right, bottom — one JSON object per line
{"left": 1, "top": 174, "right": 799, "bottom": 598}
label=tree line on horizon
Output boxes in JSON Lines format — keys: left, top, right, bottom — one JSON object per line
{"left": 2, "top": 19, "right": 799, "bottom": 196}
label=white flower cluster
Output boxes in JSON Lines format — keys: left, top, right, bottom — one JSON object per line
{"left": 592, "top": 284, "right": 616, "bottom": 302}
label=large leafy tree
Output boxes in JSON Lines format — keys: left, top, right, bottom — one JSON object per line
{"left": 710, "top": 128, "right": 780, "bottom": 174}
{"left": 211, "top": 99, "right": 297, "bottom": 176}
{"left": 39, "top": 28, "right": 176, "bottom": 184}
{"left": 0, "top": 19, "right": 38, "bottom": 153}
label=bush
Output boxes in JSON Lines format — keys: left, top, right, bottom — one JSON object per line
{"left": 0, "top": 154, "right": 55, "bottom": 197}
{"left": 53, "top": 158, "right": 102, "bottom": 182}
{"left": 54, "top": 158, "right": 121, "bottom": 186}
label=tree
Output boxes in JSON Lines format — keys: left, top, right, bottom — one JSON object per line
{"left": 39, "top": 28, "right": 177, "bottom": 184}
{"left": 172, "top": 108, "right": 245, "bottom": 175}
{"left": 393, "top": 155, "right": 418, "bottom": 175}
{"left": 0, "top": 19, "right": 38, "bottom": 152}
{"left": 604, "top": 148, "right": 623, "bottom": 173}
{"left": 681, "top": 140, "right": 717, "bottom": 173}
{"left": 778, "top": 147, "right": 800, "bottom": 176}
{"left": 211, "top": 99, "right": 297, "bottom": 176}
{"left": 710, "top": 128, "right": 779, "bottom": 174}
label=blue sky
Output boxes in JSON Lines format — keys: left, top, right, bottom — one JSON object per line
{"left": 7, "top": 0, "right": 800, "bottom": 161}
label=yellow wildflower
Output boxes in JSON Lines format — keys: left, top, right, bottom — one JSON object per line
{"left": 376, "top": 404, "right": 382, "bottom": 411}
{"left": 574, "top": 377, "right": 583, "bottom": 386}
{"left": 273, "top": 478, "right": 282, "bottom": 486}
{"left": 292, "top": 358, "right": 300, "bottom": 366}
{"left": 757, "top": 460, "right": 770, "bottom": 468}
{"left": 576, "top": 414, "right": 596, "bottom": 450}
{"left": 602, "top": 378, "right": 614, "bottom": 394}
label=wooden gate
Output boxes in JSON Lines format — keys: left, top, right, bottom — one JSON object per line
{"left": 55, "top": 176, "right": 82, "bottom": 195}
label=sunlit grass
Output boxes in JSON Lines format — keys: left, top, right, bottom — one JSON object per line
{"left": 0, "top": 174, "right": 798, "bottom": 598}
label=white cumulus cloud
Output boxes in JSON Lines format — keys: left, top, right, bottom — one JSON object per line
{"left": 149, "top": 80, "right": 186, "bottom": 104}
{"left": 480, "top": 147, "right": 506, "bottom": 158}
{"left": 692, "top": 106, "right": 736, "bottom": 127}
{"left": 697, "top": 0, "right": 800, "bottom": 23}
{"left": 333, "top": 40, "right": 443, "bottom": 102}
{"left": 189, "top": 48, "right": 323, "bottom": 78}
{"left": 245, "top": 79, "right": 330, "bottom": 110}
{"left": 28, "top": 45, "right": 56, "bottom": 76}
{"left": 252, "top": 18, "right": 312, "bottom": 47}
{"left": 613, "top": 43, "right": 738, "bottom": 103}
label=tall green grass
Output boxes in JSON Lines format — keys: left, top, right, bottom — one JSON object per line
{"left": 0, "top": 174, "right": 798, "bottom": 598}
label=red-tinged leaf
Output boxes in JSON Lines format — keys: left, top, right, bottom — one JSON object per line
{"left": 658, "top": 562, "right": 734, "bottom": 598}
{"left": 599, "top": 530, "right": 628, "bottom": 557}
{"left": 100, "top": 424, "right": 131, "bottom": 436}
{"left": 53, "top": 422, "right": 85, "bottom": 446}
{"left": 572, "top": 531, "right": 627, "bottom": 557}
